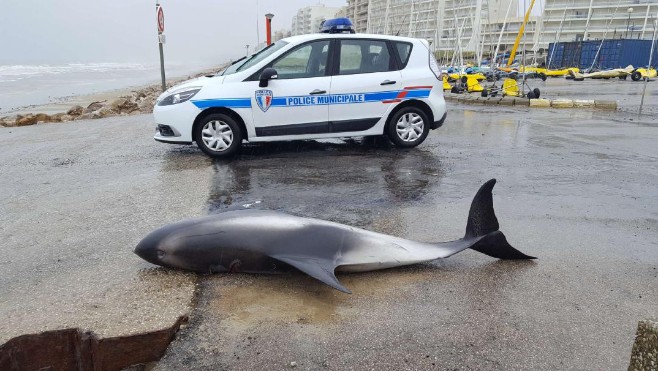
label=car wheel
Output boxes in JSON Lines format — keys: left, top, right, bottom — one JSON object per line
{"left": 631, "top": 71, "right": 642, "bottom": 81}
{"left": 386, "top": 107, "right": 430, "bottom": 148}
{"left": 194, "top": 113, "right": 242, "bottom": 158}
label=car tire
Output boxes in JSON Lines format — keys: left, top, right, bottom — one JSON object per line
{"left": 631, "top": 71, "right": 642, "bottom": 81}
{"left": 194, "top": 113, "right": 243, "bottom": 158}
{"left": 386, "top": 106, "right": 430, "bottom": 148}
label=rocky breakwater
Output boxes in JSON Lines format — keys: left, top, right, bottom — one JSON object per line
{"left": 0, "top": 65, "right": 227, "bottom": 128}
{"left": 0, "top": 85, "right": 161, "bottom": 127}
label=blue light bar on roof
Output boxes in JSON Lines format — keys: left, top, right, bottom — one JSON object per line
{"left": 319, "top": 18, "right": 356, "bottom": 34}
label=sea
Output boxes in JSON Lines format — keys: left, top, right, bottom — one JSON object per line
{"left": 0, "top": 62, "right": 216, "bottom": 114}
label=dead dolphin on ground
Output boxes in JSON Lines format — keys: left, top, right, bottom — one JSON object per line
{"left": 134, "top": 179, "right": 535, "bottom": 293}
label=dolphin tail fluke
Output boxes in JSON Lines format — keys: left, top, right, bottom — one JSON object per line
{"left": 464, "top": 179, "right": 536, "bottom": 260}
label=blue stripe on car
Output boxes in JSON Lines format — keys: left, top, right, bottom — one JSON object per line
{"left": 191, "top": 89, "right": 431, "bottom": 109}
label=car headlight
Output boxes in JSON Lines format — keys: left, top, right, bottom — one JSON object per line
{"left": 157, "top": 87, "right": 201, "bottom": 106}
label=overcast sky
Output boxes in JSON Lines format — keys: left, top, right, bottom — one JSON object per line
{"left": 0, "top": 0, "right": 346, "bottom": 66}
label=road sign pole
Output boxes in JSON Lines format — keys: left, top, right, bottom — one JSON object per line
{"left": 156, "top": 0, "right": 166, "bottom": 92}
{"left": 159, "top": 41, "right": 166, "bottom": 92}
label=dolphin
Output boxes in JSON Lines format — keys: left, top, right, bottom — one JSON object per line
{"left": 134, "top": 179, "right": 535, "bottom": 293}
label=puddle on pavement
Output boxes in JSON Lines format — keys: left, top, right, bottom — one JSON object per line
{"left": 0, "top": 316, "right": 187, "bottom": 371}
{"left": 207, "top": 265, "right": 436, "bottom": 331}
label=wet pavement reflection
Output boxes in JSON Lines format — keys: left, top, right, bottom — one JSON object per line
{"left": 205, "top": 137, "right": 443, "bottom": 229}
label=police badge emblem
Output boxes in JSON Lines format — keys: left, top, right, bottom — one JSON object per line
{"left": 255, "top": 89, "right": 273, "bottom": 112}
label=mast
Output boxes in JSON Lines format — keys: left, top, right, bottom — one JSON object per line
{"left": 507, "top": 0, "right": 537, "bottom": 67}
{"left": 639, "top": 13, "right": 657, "bottom": 114}
{"left": 641, "top": 5, "right": 650, "bottom": 39}
{"left": 493, "top": 0, "right": 514, "bottom": 69}
{"left": 589, "top": 0, "right": 623, "bottom": 71}
{"left": 583, "top": 0, "right": 595, "bottom": 40}
{"left": 548, "top": 6, "right": 568, "bottom": 69}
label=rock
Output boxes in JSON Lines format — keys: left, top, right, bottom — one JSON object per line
{"left": 34, "top": 113, "right": 51, "bottom": 123}
{"left": 2, "top": 117, "right": 17, "bottom": 127}
{"left": 290, "top": 361, "right": 297, "bottom": 367}
{"left": 83, "top": 101, "right": 105, "bottom": 114}
{"left": 109, "top": 98, "right": 139, "bottom": 114}
{"left": 16, "top": 115, "right": 38, "bottom": 126}
{"left": 50, "top": 113, "right": 64, "bottom": 122}
{"left": 75, "top": 112, "right": 98, "bottom": 120}
{"left": 628, "top": 320, "right": 658, "bottom": 371}
{"left": 59, "top": 114, "right": 73, "bottom": 122}
{"left": 67, "top": 105, "right": 84, "bottom": 116}
{"left": 97, "top": 107, "right": 114, "bottom": 118}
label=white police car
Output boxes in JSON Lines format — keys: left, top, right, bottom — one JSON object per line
{"left": 153, "top": 20, "right": 447, "bottom": 158}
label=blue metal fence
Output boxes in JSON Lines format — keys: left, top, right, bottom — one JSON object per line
{"left": 548, "top": 39, "right": 658, "bottom": 70}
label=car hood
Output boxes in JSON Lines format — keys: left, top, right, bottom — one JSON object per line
{"left": 157, "top": 75, "right": 224, "bottom": 100}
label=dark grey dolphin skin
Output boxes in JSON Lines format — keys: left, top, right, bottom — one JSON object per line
{"left": 135, "top": 179, "right": 535, "bottom": 293}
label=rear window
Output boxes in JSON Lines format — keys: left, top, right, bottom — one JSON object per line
{"left": 394, "top": 42, "right": 413, "bottom": 68}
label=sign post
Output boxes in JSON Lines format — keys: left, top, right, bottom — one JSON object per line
{"left": 156, "top": 0, "right": 166, "bottom": 92}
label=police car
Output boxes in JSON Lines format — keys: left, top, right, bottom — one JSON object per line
{"left": 153, "top": 19, "right": 447, "bottom": 158}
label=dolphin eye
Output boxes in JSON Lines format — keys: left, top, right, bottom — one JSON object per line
{"left": 157, "top": 250, "right": 166, "bottom": 259}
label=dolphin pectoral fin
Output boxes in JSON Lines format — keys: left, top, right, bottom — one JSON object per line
{"left": 273, "top": 256, "right": 352, "bottom": 294}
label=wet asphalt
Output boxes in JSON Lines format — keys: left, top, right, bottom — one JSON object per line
{"left": 0, "top": 79, "right": 657, "bottom": 370}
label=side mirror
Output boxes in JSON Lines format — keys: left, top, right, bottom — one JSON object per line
{"left": 259, "top": 68, "right": 278, "bottom": 87}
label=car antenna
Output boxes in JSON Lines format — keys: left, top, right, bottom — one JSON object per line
{"left": 395, "top": 15, "right": 408, "bottom": 36}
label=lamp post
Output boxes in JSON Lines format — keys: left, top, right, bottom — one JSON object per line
{"left": 627, "top": 8, "right": 634, "bottom": 39}
{"left": 265, "top": 13, "right": 274, "bottom": 46}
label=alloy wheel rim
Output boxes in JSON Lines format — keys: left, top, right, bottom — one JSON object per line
{"left": 396, "top": 113, "right": 424, "bottom": 142}
{"left": 201, "top": 120, "right": 233, "bottom": 152}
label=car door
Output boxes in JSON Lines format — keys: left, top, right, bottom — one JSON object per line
{"left": 250, "top": 40, "right": 332, "bottom": 137}
{"left": 327, "top": 38, "right": 402, "bottom": 133}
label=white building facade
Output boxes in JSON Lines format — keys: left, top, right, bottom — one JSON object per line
{"left": 345, "top": 0, "right": 658, "bottom": 58}
{"left": 291, "top": 4, "right": 345, "bottom": 35}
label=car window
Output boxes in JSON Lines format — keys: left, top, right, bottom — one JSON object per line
{"left": 338, "top": 39, "right": 392, "bottom": 75}
{"left": 222, "top": 40, "right": 288, "bottom": 76}
{"left": 271, "top": 40, "right": 330, "bottom": 79}
{"left": 394, "top": 42, "right": 413, "bottom": 68}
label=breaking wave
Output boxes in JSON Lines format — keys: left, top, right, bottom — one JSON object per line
{"left": 0, "top": 63, "right": 151, "bottom": 82}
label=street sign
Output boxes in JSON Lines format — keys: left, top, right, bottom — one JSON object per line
{"left": 157, "top": 6, "right": 165, "bottom": 34}
{"left": 156, "top": 1, "right": 166, "bottom": 92}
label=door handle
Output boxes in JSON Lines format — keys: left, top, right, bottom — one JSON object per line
{"left": 309, "top": 89, "right": 326, "bottom": 95}
{"left": 380, "top": 80, "right": 396, "bottom": 85}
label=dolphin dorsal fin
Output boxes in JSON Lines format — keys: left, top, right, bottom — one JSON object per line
{"left": 273, "top": 255, "right": 351, "bottom": 294}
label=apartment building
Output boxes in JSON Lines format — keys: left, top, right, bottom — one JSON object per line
{"left": 291, "top": 4, "right": 344, "bottom": 35}
{"left": 345, "top": 0, "right": 658, "bottom": 57}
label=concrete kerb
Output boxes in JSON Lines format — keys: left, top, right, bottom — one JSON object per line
{"left": 551, "top": 99, "right": 575, "bottom": 108}
{"left": 595, "top": 100, "right": 618, "bottom": 110}
{"left": 529, "top": 99, "right": 551, "bottom": 108}
{"left": 498, "top": 97, "right": 515, "bottom": 106}
{"left": 513, "top": 97, "right": 530, "bottom": 106}
{"left": 442, "top": 93, "right": 617, "bottom": 110}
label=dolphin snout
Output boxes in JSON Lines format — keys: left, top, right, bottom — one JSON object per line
{"left": 134, "top": 236, "right": 163, "bottom": 266}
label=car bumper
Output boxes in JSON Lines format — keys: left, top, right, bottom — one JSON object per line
{"left": 153, "top": 101, "right": 200, "bottom": 143}
{"left": 431, "top": 111, "right": 447, "bottom": 129}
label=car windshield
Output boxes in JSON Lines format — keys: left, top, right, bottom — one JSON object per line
{"left": 221, "top": 40, "right": 289, "bottom": 76}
